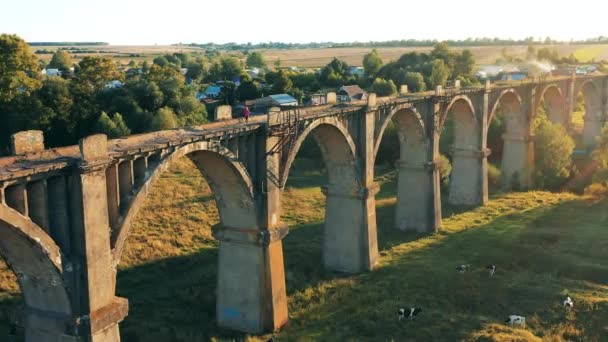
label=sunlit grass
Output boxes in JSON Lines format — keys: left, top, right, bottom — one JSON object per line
{"left": 1, "top": 158, "right": 608, "bottom": 341}
{"left": 573, "top": 46, "right": 607, "bottom": 63}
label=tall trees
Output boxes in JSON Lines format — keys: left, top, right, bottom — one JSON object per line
{"left": 0, "top": 34, "right": 41, "bottom": 102}
{"left": 246, "top": 52, "right": 266, "bottom": 69}
{"left": 94, "top": 112, "right": 130, "bottom": 138}
{"left": 320, "top": 57, "right": 351, "bottom": 86}
{"left": 430, "top": 59, "right": 449, "bottom": 87}
{"left": 363, "top": 49, "right": 383, "bottom": 78}
{"left": 269, "top": 71, "right": 293, "bottom": 94}
{"left": 371, "top": 78, "right": 397, "bottom": 96}
{"left": 48, "top": 50, "right": 73, "bottom": 71}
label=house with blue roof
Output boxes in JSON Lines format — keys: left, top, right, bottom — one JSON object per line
{"left": 254, "top": 93, "right": 298, "bottom": 113}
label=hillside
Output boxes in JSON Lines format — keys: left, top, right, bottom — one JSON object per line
{"left": 1, "top": 158, "right": 608, "bottom": 341}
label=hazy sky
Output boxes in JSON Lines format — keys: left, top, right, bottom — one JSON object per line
{"left": 1, "top": 0, "right": 606, "bottom": 45}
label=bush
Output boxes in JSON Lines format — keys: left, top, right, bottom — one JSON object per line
{"left": 371, "top": 78, "right": 397, "bottom": 97}
{"left": 584, "top": 183, "right": 608, "bottom": 198}
{"left": 438, "top": 154, "right": 452, "bottom": 191}
{"left": 151, "top": 106, "right": 178, "bottom": 131}
{"left": 533, "top": 115, "right": 575, "bottom": 190}
{"left": 487, "top": 163, "right": 501, "bottom": 192}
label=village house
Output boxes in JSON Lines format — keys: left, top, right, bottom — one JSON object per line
{"left": 337, "top": 85, "right": 368, "bottom": 102}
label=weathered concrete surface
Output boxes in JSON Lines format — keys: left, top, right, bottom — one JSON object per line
{"left": 0, "top": 75, "right": 605, "bottom": 340}
{"left": 11, "top": 130, "right": 45, "bottom": 155}
{"left": 215, "top": 105, "right": 233, "bottom": 121}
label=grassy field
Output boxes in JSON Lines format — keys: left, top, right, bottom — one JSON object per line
{"left": 1, "top": 157, "right": 608, "bottom": 341}
{"left": 32, "top": 44, "right": 608, "bottom": 68}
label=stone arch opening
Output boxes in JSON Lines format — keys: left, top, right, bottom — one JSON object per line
{"left": 113, "top": 144, "right": 260, "bottom": 338}
{"left": 490, "top": 90, "right": 532, "bottom": 190}
{"left": 376, "top": 107, "right": 433, "bottom": 232}
{"left": 282, "top": 120, "right": 365, "bottom": 274}
{"left": 0, "top": 206, "right": 71, "bottom": 340}
{"left": 539, "top": 86, "right": 567, "bottom": 125}
{"left": 440, "top": 97, "right": 482, "bottom": 206}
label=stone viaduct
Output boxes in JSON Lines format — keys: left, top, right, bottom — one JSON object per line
{"left": 0, "top": 74, "right": 606, "bottom": 341}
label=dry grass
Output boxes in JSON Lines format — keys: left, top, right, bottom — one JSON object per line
{"left": 32, "top": 44, "right": 608, "bottom": 68}
{"left": 1, "top": 157, "right": 608, "bottom": 341}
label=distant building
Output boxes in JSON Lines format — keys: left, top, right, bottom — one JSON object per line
{"left": 254, "top": 94, "right": 298, "bottom": 112}
{"left": 499, "top": 71, "right": 527, "bottom": 81}
{"left": 126, "top": 68, "right": 143, "bottom": 77}
{"left": 180, "top": 68, "right": 188, "bottom": 75}
{"left": 42, "top": 68, "right": 62, "bottom": 77}
{"left": 105, "top": 80, "right": 124, "bottom": 89}
{"left": 337, "top": 85, "right": 368, "bottom": 102}
{"left": 246, "top": 68, "right": 261, "bottom": 79}
{"left": 348, "top": 66, "right": 365, "bottom": 77}
{"left": 204, "top": 85, "right": 222, "bottom": 98}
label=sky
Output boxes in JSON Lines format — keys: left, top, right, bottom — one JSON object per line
{"left": 1, "top": 0, "right": 606, "bottom": 45}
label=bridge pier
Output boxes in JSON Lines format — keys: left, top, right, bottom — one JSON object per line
{"left": 394, "top": 159, "right": 441, "bottom": 232}
{"left": 501, "top": 134, "right": 534, "bottom": 190}
{"left": 448, "top": 147, "right": 490, "bottom": 206}
{"left": 582, "top": 115, "right": 604, "bottom": 147}
{"left": 213, "top": 224, "right": 289, "bottom": 333}
{"left": 71, "top": 135, "right": 128, "bottom": 341}
{"left": 321, "top": 183, "right": 379, "bottom": 273}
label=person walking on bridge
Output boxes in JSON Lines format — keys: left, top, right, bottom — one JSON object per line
{"left": 243, "top": 106, "right": 250, "bottom": 123}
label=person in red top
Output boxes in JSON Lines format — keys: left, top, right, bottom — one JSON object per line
{"left": 243, "top": 106, "right": 250, "bottom": 122}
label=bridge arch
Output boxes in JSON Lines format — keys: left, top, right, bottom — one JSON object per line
{"left": 112, "top": 142, "right": 256, "bottom": 263}
{"left": 538, "top": 85, "right": 567, "bottom": 125}
{"left": 440, "top": 96, "right": 483, "bottom": 206}
{"left": 282, "top": 117, "right": 358, "bottom": 190}
{"left": 489, "top": 89, "right": 532, "bottom": 189}
{"left": 373, "top": 104, "right": 426, "bottom": 161}
{"left": 282, "top": 118, "right": 369, "bottom": 273}
{"left": 0, "top": 205, "right": 72, "bottom": 336}
{"left": 378, "top": 107, "right": 436, "bottom": 231}
{"left": 576, "top": 80, "right": 603, "bottom": 146}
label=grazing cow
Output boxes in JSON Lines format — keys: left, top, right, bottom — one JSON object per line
{"left": 399, "top": 307, "right": 422, "bottom": 321}
{"left": 486, "top": 264, "right": 496, "bottom": 277}
{"left": 505, "top": 315, "right": 526, "bottom": 328}
{"left": 456, "top": 264, "right": 470, "bottom": 273}
{"left": 563, "top": 296, "right": 573, "bottom": 310}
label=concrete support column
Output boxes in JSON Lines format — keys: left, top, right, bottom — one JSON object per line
{"left": 394, "top": 159, "right": 440, "bottom": 232}
{"left": 448, "top": 147, "right": 490, "bottom": 206}
{"left": 22, "top": 308, "right": 79, "bottom": 342}
{"left": 74, "top": 135, "right": 127, "bottom": 342}
{"left": 212, "top": 224, "right": 289, "bottom": 333}
{"left": 48, "top": 176, "right": 71, "bottom": 253}
{"left": 217, "top": 132, "right": 289, "bottom": 334}
{"left": 133, "top": 157, "right": 148, "bottom": 188}
{"left": 321, "top": 183, "right": 379, "bottom": 272}
{"left": 4, "top": 183, "right": 28, "bottom": 216}
{"left": 501, "top": 134, "right": 534, "bottom": 190}
{"left": 27, "top": 180, "right": 50, "bottom": 233}
{"left": 117, "top": 160, "right": 134, "bottom": 210}
{"left": 105, "top": 164, "right": 120, "bottom": 234}
{"left": 582, "top": 115, "right": 604, "bottom": 147}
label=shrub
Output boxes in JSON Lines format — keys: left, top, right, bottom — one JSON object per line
{"left": 371, "top": 78, "right": 397, "bottom": 97}
{"left": 533, "top": 114, "right": 575, "bottom": 190}
{"left": 438, "top": 154, "right": 452, "bottom": 191}
{"left": 487, "top": 163, "right": 501, "bottom": 192}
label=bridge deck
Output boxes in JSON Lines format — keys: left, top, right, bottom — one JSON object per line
{"left": 0, "top": 73, "right": 601, "bottom": 182}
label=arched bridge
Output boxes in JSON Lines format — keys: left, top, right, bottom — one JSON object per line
{"left": 0, "top": 74, "right": 606, "bottom": 341}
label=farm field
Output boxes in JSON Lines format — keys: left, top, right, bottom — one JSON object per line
{"left": 31, "top": 44, "right": 608, "bottom": 68}
{"left": 0, "top": 156, "right": 607, "bottom": 341}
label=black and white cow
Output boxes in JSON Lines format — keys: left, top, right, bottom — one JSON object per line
{"left": 486, "top": 264, "right": 496, "bottom": 277}
{"left": 398, "top": 307, "right": 422, "bottom": 321}
{"left": 505, "top": 315, "right": 526, "bottom": 328}
{"left": 563, "top": 296, "right": 573, "bottom": 310}
{"left": 456, "top": 264, "right": 470, "bottom": 273}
